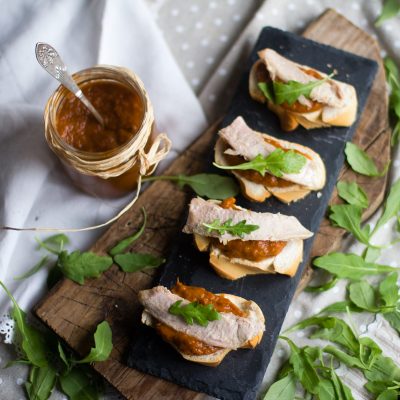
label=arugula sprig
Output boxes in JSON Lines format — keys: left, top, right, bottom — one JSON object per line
{"left": 168, "top": 300, "right": 221, "bottom": 327}
{"left": 142, "top": 173, "right": 239, "bottom": 200}
{"left": 213, "top": 148, "right": 307, "bottom": 178}
{"left": 0, "top": 279, "right": 113, "bottom": 400}
{"left": 203, "top": 218, "right": 259, "bottom": 238}
{"left": 258, "top": 72, "right": 335, "bottom": 105}
{"left": 385, "top": 57, "right": 400, "bottom": 145}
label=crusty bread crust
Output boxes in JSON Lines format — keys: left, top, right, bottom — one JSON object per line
{"left": 141, "top": 292, "right": 265, "bottom": 366}
{"left": 249, "top": 56, "right": 357, "bottom": 131}
{"left": 214, "top": 136, "right": 316, "bottom": 203}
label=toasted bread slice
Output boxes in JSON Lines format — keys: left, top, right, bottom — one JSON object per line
{"left": 142, "top": 293, "right": 265, "bottom": 366}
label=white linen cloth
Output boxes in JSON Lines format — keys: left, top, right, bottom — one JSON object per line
{"left": 1, "top": 0, "right": 399, "bottom": 399}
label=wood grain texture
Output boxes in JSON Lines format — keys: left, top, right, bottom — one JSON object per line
{"left": 34, "top": 9, "right": 390, "bottom": 400}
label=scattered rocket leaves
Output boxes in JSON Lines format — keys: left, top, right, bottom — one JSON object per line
{"left": 168, "top": 300, "right": 221, "bottom": 327}
{"left": 113, "top": 253, "right": 165, "bottom": 273}
{"left": 304, "top": 275, "right": 339, "bottom": 293}
{"left": 313, "top": 252, "right": 396, "bottom": 280}
{"left": 261, "top": 371, "right": 296, "bottom": 400}
{"left": 77, "top": 321, "right": 113, "bottom": 364}
{"left": 345, "top": 142, "right": 388, "bottom": 177}
{"left": 213, "top": 148, "right": 307, "bottom": 178}
{"left": 337, "top": 181, "right": 369, "bottom": 209}
{"left": 109, "top": 208, "right": 147, "bottom": 256}
{"left": 25, "top": 365, "right": 57, "bottom": 400}
{"left": 142, "top": 173, "right": 240, "bottom": 200}
{"left": 203, "top": 218, "right": 259, "bottom": 238}
{"left": 258, "top": 72, "right": 334, "bottom": 105}
{"left": 385, "top": 57, "right": 400, "bottom": 145}
{"left": 329, "top": 204, "right": 370, "bottom": 245}
{"left": 372, "top": 178, "right": 400, "bottom": 235}
{"left": 375, "top": 0, "right": 400, "bottom": 27}
{"left": 58, "top": 251, "right": 113, "bottom": 285}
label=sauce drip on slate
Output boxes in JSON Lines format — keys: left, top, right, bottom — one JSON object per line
{"left": 56, "top": 81, "right": 144, "bottom": 152}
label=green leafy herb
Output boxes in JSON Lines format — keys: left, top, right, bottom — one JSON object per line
{"left": 385, "top": 57, "right": 400, "bottom": 145}
{"left": 25, "top": 365, "right": 57, "bottom": 400}
{"left": 345, "top": 142, "right": 388, "bottom": 177}
{"left": 262, "top": 372, "right": 296, "bottom": 400}
{"left": 77, "top": 321, "right": 112, "bottom": 364}
{"left": 337, "top": 181, "right": 369, "bottom": 208}
{"left": 377, "top": 390, "right": 399, "bottom": 400}
{"left": 114, "top": 253, "right": 165, "bottom": 273}
{"left": 59, "top": 367, "right": 101, "bottom": 400}
{"left": 363, "top": 246, "right": 381, "bottom": 263}
{"left": 329, "top": 205, "right": 370, "bottom": 245}
{"left": 348, "top": 281, "right": 379, "bottom": 312}
{"left": 305, "top": 276, "right": 338, "bottom": 293}
{"left": 14, "top": 256, "right": 49, "bottom": 281}
{"left": 376, "top": 0, "right": 400, "bottom": 26}
{"left": 378, "top": 272, "right": 399, "bottom": 309}
{"left": 257, "top": 82, "right": 275, "bottom": 103}
{"left": 313, "top": 253, "right": 396, "bottom": 280}
{"left": 202, "top": 218, "right": 259, "bottom": 238}
{"left": 0, "top": 280, "right": 48, "bottom": 367}
{"left": 372, "top": 178, "right": 400, "bottom": 234}
{"left": 58, "top": 251, "right": 113, "bottom": 285}
{"left": 142, "top": 173, "right": 239, "bottom": 200}
{"left": 384, "top": 311, "right": 400, "bottom": 334}
{"left": 260, "top": 73, "right": 334, "bottom": 105}
{"left": 279, "top": 337, "right": 320, "bottom": 394}
{"left": 318, "top": 301, "right": 363, "bottom": 315}
{"left": 36, "top": 234, "right": 69, "bottom": 255}
{"left": 58, "top": 342, "right": 70, "bottom": 370}
{"left": 168, "top": 300, "right": 221, "bottom": 327}
{"left": 214, "top": 148, "right": 307, "bottom": 178}
{"left": 109, "top": 208, "right": 147, "bottom": 256}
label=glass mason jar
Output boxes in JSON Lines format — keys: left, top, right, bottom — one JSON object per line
{"left": 44, "top": 66, "right": 162, "bottom": 198}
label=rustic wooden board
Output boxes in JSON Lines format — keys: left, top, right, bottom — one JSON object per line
{"left": 34, "top": 9, "right": 390, "bottom": 400}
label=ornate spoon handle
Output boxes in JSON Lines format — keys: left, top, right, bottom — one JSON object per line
{"left": 35, "top": 42, "right": 104, "bottom": 126}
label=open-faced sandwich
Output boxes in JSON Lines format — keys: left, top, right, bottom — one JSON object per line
{"left": 249, "top": 48, "right": 358, "bottom": 131}
{"left": 183, "top": 197, "right": 313, "bottom": 279}
{"left": 138, "top": 281, "right": 265, "bottom": 366}
{"left": 214, "top": 116, "right": 326, "bottom": 203}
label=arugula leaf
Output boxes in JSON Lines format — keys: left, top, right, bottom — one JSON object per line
{"left": 348, "top": 281, "right": 379, "bottom": 312}
{"left": 14, "top": 256, "right": 49, "bottom": 281}
{"left": 363, "top": 246, "right": 381, "bottom": 263}
{"left": 203, "top": 218, "right": 259, "bottom": 238}
{"left": 329, "top": 204, "right": 370, "bottom": 245}
{"left": 273, "top": 73, "right": 334, "bottom": 106}
{"left": 363, "top": 354, "right": 400, "bottom": 384}
{"left": 77, "top": 321, "right": 112, "bottom": 364}
{"left": 142, "top": 173, "right": 239, "bottom": 200}
{"left": 323, "top": 345, "right": 365, "bottom": 370}
{"left": 214, "top": 149, "right": 307, "bottom": 178}
{"left": 257, "top": 82, "right": 275, "bottom": 103}
{"left": 114, "top": 253, "right": 165, "bottom": 273}
{"left": 0, "top": 280, "right": 48, "bottom": 367}
{"left": 59, "top": 367, "right": 100, "bottom": 400}
{"left": 25, "top": 365, "right": 57, "bottom": 400}
{"left": 168, "top": 300, "right": 221, "bottom": 327}
{"left": 377, "top": 390, "right": 399, "bottom": 400}
{"left": 318, "top": 301, "right": 363, "bottom": 315}
{"left": 345, "top": 142, "right": 388, "bottom": 177}
{"left": 376, "top": 0, "right": 400, "bottom": 26}
{"left": 262, "top": 372, "right": 296, "bottom": 400}
{"left": 36, "top": 234, "right": 69, "bottom": 255}
{"left": 313, "top": 252, "right": 396, "bottom": 280}
{"left": 58, "top": 342, "right": 70, "bottom": 370}
{"left": 385, "top": 57, "right": 400, "bottom": 145}
{"left": 373, "top": 178, "right": 400, "bottom": 234}
{"left": 384, "top": 311, "right": 400, "bottom": 334}
{"left": 365, "top": 381, "right": 393, "bottom": 395}
{"left": 337, "top": 181, "right": 369, "bottom": 208}
{"left": 58, "top": 251, "right": 113, "bottom": 285}
{"left": 385, "top": 57, "right": 400, "bottom": 91}
{"left": 378, "top": 272, "right": 399, "bottom": 309}
{"left": 330, "top": 366, "right": 355, "bottom": 400}
{"left": 305, "top": 276, "right": 338, "bottom": 293}
{"left": 109, "top": 208, "right": 146, "bottom": 256}
{"left": 279, "top": 337, "right": 320, "bottom": 394}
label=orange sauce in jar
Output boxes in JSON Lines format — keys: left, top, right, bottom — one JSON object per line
{"left": 56, "top": 81, "right": 144, "bottom": 153}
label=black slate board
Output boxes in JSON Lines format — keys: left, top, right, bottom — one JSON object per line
{"left": 127, "top": 27, "right": 378, "bottom": 400}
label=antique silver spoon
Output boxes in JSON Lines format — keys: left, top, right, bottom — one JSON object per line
{"left": 35, "top": 42, "right": 104, "bottom": 126}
